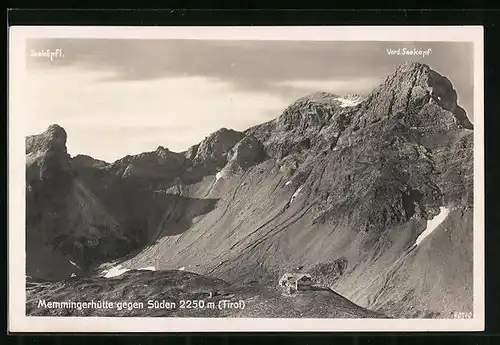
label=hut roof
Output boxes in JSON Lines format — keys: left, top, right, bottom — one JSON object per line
{"left": 280, "top": 272, "right": 312, "bottom": 282}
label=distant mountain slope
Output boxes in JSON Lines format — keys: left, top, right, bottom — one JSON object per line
{"left": 25, "top": 61, "right": 474, "bottom": 318}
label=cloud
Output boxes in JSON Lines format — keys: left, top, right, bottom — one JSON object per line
{"left": 26, "top": 39, "right": 474, "bottom": 117}
{"left": 23, "top": 68, "right": 289, "bottom": 162}
{"left": 272, "top": 77, "right": 382, "bottom": 96}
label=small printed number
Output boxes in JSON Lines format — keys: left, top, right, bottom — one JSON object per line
{"left": 453, "top": 312, "right": 472, "bottom": 319}
{"left": 179, "top": 300, "right": 205, "bottom": 309}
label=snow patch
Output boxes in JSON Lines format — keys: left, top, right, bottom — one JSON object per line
{"left": 179, "top": 267, "right": 186, "bottom": 271}
{"left": 215, "top": 171, "right": 223, "bottom": 182}
{"left": 290, "top": 185, "right": 304, "bottom": 203}
{"left": 335, "top": 96, "right": 362, "bottom": 108}
{"left": 103, "top": 265, "right": 156, "bottom": 278}
{"left": 285, "top": 180, "right": 291, "bottom": 186}
{"left": 69, "top": 260, "right": 81, "bottom": 269}
{"left": 71, "top": 273, "right": 76, "bottom": 277}
{"left": 415, "top": 207, "right": 450, "bottom": 246}
{"left": 103, "top": 265, "right": 130, "bottom": 278}
{"left": 138, "top": 266, "right": 156, "bottom": 271}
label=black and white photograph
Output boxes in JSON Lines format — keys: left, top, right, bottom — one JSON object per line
{"left": 8, "top": 26, "right": 484, "bottom": 332}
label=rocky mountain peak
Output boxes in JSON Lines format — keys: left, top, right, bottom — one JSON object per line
{"left": 296, "top": 91, "right": 340, "bottom": 103}
{"left": 26, "top": 124, "right": 74, "bottom": 185}
{"left": 395, "top": 60, "right": 430, "bottom": 74}
{"left": 155, "top": 145, "right": 173, "bottom": 159}
{"left": 193, "top": 128, "right": 244, "bottom": 164}
{"left": 362, "top": 61, "right": 473, "bottom": 130}
{"left": 276, "top": 92, "right": 340, "bottom": 132}
{"left": 72, "top": 154, "right": 109, "bottom": 168}
{"left": 382, "top": 61, "right": 452, "bottom": 94}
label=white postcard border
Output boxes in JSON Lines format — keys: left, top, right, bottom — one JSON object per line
{"left": 8, "top": 25, "right": 485, "bottom": 333}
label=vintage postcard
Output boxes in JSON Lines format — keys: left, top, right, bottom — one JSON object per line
{"left": 8, "top": 26, "right": 484, "bottom": 332}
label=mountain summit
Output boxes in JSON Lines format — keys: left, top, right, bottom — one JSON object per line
{"left": 25, "top": 62, "right": 473, "bottom": 318}
{"left": 363, "top": 61, "right": 472, "bottom": 129}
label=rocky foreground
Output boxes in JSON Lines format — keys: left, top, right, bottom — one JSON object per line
{"left": 27, "top": 270, "right": 386, "bottom": 318}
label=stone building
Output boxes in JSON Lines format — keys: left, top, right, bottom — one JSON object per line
{"left": 279, "top": 273, "right": 313, "bottom": 294}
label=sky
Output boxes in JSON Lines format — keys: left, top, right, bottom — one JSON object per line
{"left": 21, "top": 39, "right": 474, "bottom": 162}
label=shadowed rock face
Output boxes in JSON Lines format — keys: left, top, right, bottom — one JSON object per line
{"left": 222, "top": 135, "right": 266, "bottom": 175}
{"left": 26, "top": 62, "right": 474, "bottom": 318}
{"left": 26, "top": 124, "right": 73, "bottom": 185}
{"left": 26, "top": 125, "right": 135, "bottom": 279}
